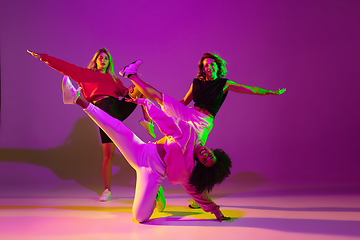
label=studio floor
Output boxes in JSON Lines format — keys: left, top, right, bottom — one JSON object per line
{"left": 0, "top": 184, "right": 359, "bottom": 240}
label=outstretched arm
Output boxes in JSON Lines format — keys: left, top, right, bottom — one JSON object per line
{"left": 225, "top": 80, "right": 286, "bottom": 95}
{"left": 179, "top": 83, "right": 193, "bottom": 105}
{"left": 27, "top": 50, "right": 41, "bottom": 59}
{"left": 27, "top": 50, "right": 88, "bottom": 83}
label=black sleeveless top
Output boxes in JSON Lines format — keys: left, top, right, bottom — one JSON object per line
{"left": 193, "top": 78, "right": 229, "bottom": 117}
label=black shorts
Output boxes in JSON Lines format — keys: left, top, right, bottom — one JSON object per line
{"left": 93, "top": 96, "right": 137, "bottom": 144}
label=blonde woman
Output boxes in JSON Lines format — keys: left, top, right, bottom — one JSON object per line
{"left": 28, "top": 48, "right": 142, "bottom": 201}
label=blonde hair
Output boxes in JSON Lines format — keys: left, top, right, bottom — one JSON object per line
{"left": 87, "top": 48, "right": 117, "bottom": 82}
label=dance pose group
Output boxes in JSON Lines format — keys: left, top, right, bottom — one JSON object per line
{"left": 27, "top": 49, "right": 286, "bottom": 222}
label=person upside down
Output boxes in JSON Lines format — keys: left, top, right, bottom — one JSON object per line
{"left": 61, "top": 59, "right": 232, "bottom": 223}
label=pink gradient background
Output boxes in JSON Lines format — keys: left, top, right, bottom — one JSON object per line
{"left": 0, "top": 0, "right": 359, "bottom": 194}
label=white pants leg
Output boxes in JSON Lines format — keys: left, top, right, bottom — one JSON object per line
{"left": 84, "top": 103, "right": 166, "bottom": 222}
{"left": 161, "top": 94, "right": 214, "bottom": 144}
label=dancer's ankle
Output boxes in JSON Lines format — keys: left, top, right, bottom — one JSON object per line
{"left": 77, "top": 97, "right": 89, "bottom": 109}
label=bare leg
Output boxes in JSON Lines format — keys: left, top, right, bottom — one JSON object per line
{"left": 102, "top": 143, "right": 115, "bottom": 191}
{"left": 129, "top": 75, "right": 163, "bottom": 105}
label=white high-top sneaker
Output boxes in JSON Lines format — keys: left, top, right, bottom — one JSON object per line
{"left": 62, "top": 76, "right": 81, "bottom": 104}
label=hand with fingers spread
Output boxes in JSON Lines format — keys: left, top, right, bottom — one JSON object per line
{"left": 217, "top": 215, "right": 231, "bottom": 222}
{"left": 125, "top": 85, "right": 146, "bottom": 105}
{"left": 128, "top": 85, "right": 142, "bottom": 99}
{"left": 274, "top": 88, "right": 287, "bottom": 95}
{"left": 27, "top": 50, "right": 41, "bottom": 59}
{"left": 125, "top": 96, "right": 139, "bottom": 105}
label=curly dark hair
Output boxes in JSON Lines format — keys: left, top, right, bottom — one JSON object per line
{"left": 196, "top": 53, "right": 227, "bottom": 80}
{"left": 189, "top": 148, "right": 232, "bottom": 194}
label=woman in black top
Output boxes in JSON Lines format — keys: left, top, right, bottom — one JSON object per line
{"left": 180, "top": 53, "right": 286, "bottom": 209}
{"left": 180, "top": 52, "right": 286, "bottom": 144}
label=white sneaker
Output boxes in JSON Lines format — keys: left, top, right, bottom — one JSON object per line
{"left": 99, "top": 189, "right": 111, "bottom": 202}
{"left": 62, "top": 76, "right": 81, "bottom": 104}
{"left": 119, "top": 60, "right": 143, "bottom": 78}
{"left": 155, "top": 186, "right": 166, "bottom": 212}
{"left": 139, "top": 118, "right": 156, "bottom": 138}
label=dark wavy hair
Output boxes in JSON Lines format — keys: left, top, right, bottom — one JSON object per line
{"left": 196, "top": 53, "right": 227, "bottom": 80}
{"left": 189, "top": 148, "right": 232, "bottom": 194}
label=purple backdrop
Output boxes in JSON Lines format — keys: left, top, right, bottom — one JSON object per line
{"left": 1, "top": 0, "right": 359, "bottom": 194}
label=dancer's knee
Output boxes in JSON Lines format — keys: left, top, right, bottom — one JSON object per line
{"left": 133, "top": 210, "right": 152, "bottom": 223}
{"left": 132, "top": 201, "right": 155, "bottom": 223}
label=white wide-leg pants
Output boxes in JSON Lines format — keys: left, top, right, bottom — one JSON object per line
{"left": 84, "top": 103, "right": 166, "bottom": 222}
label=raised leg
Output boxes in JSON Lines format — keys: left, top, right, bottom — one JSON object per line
{"left": 119, "top": 60, "right": 163, "bottom": 105}
{"left": 129, "top": 74, "right": 163, "bottom": 105}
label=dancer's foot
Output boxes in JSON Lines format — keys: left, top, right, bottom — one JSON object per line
{"left": 99, "top": 189, "right": 111, "bottom": 202}
{"left": 155, "top": 186, "right": 166, "bottom": 212}
{"left": 139, "top": 118, "right": 156, "bottom": 138}
{"left": 119, "top": 60, "right": 143, "bottom": 78}
{"left": 62, "top": 76, "right": 81, "bottom": 104}
{"left": 188, "top": 200, "right": 200, "bottom": 209}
